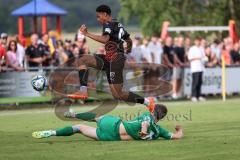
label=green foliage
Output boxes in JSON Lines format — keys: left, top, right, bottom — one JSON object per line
{"left": 119, "top": 0, "right": 240, "bottom": 36}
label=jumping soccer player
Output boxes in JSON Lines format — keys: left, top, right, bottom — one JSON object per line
{"left": 32, "top": 104, "right": 183, "bottom": 141}
{"left": 67, "top": 4, "right": 156, "bottom": 113}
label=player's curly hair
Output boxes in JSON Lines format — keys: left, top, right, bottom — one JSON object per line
{"left": 154, "top": 104, "right": 168, "bottom": 121}
{"left": 96, "top": 4, "right": 111, "bottom": 15}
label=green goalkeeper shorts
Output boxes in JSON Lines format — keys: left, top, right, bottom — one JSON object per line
{"left": 96, "top": 115, "right": 121, "bottom": 141}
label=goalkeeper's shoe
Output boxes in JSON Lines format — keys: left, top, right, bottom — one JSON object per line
{"left": 146, "top": 97, "right": 156, "bottom": 113}
{"left": 32, "top": 130, "right": 52, "bottom": 139}
{"left": 67, "top": 90, "right": 88, "bottom": 100}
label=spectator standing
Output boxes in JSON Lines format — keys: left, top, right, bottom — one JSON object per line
{"left": 54, "top": 40, "right": 69, "bottom": 66}
{"left": 184, "top": 37, "right": 191, "bottom": 53}
{"left": 205, "top": 45, "right": 217, "bottom": 67}
{"left": 0, "top": 33, "right": 8, "bottom": 48}
{"left": 15, "top": 36, "right": 26, "bottom": 68}
{"left": 172, "top": 36, "right": 185, "bottom": 99}
{"left": 39, "top": 33, "right": 51, "bottom": 67}
{"left": 148, "top": 35, "right": 163, "bottom": 65}
{"left": 148, "top": 35, "right": 163, "bottom": 84}
{"left": 64, "top": 39, "right": 74, "bottom": 60}
{"left": 141, "top": 38, "right": 152, "bottom": 63}
{"left": 221, "top": 44, "right": 232, "bottom": 66}
{"left": 163, "top": 36, "right": 174, "bottom": 81}
{"left": 210, "top": 39, "right": 222, "bottom": 64}
{"left": 188, "top": 38, "right": 206, "bottom": 102}
{"left": 72, "top": 43, "right": 80, "bottom": 58}
{"left": 141, "top": 38, "right": 154, "bottom": 95}
{"left": 0, "top": 33, "right": 8, "bottom": 72}
{"left": 129, "top": 35, "right": 143, "bottom": 64}
{"left": 230, "top": 43, "right": 240, "bottom": 65}
{"left": 6, "top": 40, "right": 24, "bottom": 71}
{"left": 75, "top": 31, "right": 90, "bottom": 56}
{"left": 25, "top": 34, "right": 45, "bottom": 70}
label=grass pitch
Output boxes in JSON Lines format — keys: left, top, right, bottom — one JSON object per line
{"left": 0, "top": 98, "right": 240, "bottom": 160}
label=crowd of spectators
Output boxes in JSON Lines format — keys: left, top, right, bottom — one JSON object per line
{"left": 128, "top": 34, "right": 240, "bottom": 101}
{"left": 0, "top": 31, "right": 90, "bottom": 72}
{"left": 1, "top": 31, "right": 240, "bottom": 100}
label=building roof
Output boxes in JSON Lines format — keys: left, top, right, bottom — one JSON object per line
{"left": 12, "top": 0, "right": 67, "bottom": 16}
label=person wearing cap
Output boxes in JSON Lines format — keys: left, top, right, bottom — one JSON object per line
{"left": 0, "top": 33, "right": 8, "bottom": 72}
{"left": 0, "top": 33, "right": 8, "bottom": 47}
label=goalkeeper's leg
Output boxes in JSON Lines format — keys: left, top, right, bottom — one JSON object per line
{"left": 32, "top": 124, "right": 98, "bottom": 140}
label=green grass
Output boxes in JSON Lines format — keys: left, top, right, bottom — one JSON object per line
{"left": 0, "top": 96, "right": 52, "bottom": 104}
{"left": 0, "top": 98, "right": 240, "bottom": 160}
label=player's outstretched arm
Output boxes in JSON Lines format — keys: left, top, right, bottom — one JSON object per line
{"left": 171, "top": 124, "right": 183, "bottom": 140}
{"left": 80, "top": 24, "right": 110, "bottom": 44}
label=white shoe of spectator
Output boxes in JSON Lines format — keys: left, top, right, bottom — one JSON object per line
{"left": 191, "top": 97, "right": 198, "bottom": 102}
{"left": 198, "top": 96, "right": 206, "bottom": 102}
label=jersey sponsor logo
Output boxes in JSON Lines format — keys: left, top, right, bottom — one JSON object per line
{"left": 110, "top": 72, "right": 115, "bottom": 81}
{"left": 105, "top": 28, "right": 111, "bottom": 34}
{"left": 118, "top": 23, "right": 123, "bottom": 27}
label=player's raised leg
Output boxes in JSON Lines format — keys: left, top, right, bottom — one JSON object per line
{"left": 109, "top": 84, "right": 155, "bottom": 113}
{"left": 67, "top": 54, "right": 104, "bottom": 100}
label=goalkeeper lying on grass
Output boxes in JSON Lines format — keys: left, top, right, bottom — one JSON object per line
{"left": 32, "top": 104, "right": 183, "bottom": 141}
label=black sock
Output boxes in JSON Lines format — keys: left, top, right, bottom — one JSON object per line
{"left": 79, "top": 69, "right": 89, "bottom": 87}
{"left": 127, "top": 92, "right": 144, "bottom": 104}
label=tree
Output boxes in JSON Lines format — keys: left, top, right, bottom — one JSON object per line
{"left": 119, "top": 0, "right": 240, "bottom": 36}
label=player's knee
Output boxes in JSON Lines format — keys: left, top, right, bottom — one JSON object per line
{"left": 78, "top": 56, "right": 90, "bottom": 68}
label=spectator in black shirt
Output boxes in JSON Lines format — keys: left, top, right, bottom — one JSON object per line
{"left": 39, "top": 33, "right": 51, "bottom": 67}
{"left": 172, "top": 36, "right": 185, "bottom": 99}
{"left": 64, "top": 39, "right": 74, "bottom": 60}
{"left": 25, "top": 34, "right": 45, "bottom": 69}
{"left": 230, "top": 43, "right": 240, "bottom": 65}
{"left": 163, "top": 36, "right": 174, "bottom": 81}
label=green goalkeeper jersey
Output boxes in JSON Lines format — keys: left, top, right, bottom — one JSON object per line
{"left": 122, "top": 112, "right": 172, "bottom": 140}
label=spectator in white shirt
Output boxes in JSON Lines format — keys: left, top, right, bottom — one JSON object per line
{"left": 15, "top": 36, "right": 25, "bottom": 68}
{"left": 129, "top": 35, "right": 143, "bottom": 64}
{"left": 141, "top": 38, "right": 152, "bottom": 63}
{"left": 148, "top": 35, "right": 163, "bottom": 65}
{"left": 188, "top": 38, "right": 206, "bottom": 102}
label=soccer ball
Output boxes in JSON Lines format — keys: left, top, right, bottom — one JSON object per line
{"left": 31, "top": 75, "right": 48, "bottom": 91}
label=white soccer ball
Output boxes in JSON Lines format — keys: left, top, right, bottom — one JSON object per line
{"left": 31, "top": 75, "right": 48, "bottom": 91}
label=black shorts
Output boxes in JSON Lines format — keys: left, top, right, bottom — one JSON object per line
{"left": 94, "top": 54, "right": 126, "bottom": 84}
